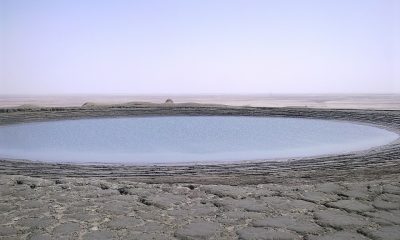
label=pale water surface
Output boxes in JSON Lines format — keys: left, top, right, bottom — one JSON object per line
{"left": 0, "top": 117, "right": 398, "bottom": 164}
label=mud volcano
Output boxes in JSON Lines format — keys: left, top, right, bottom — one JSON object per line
{"left": 0, "top": 116, "right": 397, "bottom": 164}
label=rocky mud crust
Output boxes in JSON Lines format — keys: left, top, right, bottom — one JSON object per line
{"left": 0, "top": 104, "right": 400, "bottom": 239}
{"left": 1, "top": 175, "right": 400, "bottom": 239}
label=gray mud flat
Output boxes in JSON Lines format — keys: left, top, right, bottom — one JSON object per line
{"left": 0, "top": 104, "right": 400, "bottom": 239}
{"left": 1, "top": 175, "right": 400, "bottom": 240}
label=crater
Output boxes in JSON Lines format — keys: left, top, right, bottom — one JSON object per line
{"left": 0, "top": 116, "right": 397, "bottom": 165}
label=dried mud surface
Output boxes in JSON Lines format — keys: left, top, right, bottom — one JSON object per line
{"left": 0, "top": 104, "right": 399, "bottom": 239}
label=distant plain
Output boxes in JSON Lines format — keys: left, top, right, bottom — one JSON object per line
{"left": 1, "top": 94, "right": 400, "bottom": 110}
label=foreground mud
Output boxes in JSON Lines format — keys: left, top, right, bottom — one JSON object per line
{"left": 1, "top": 175, "right": 400, "bottom": 240}
{"left": 0, "top": 104, "right": 400, "bottom": 239}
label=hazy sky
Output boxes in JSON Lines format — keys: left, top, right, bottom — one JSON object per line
{"left": 1, "top": 0, "right": 399, "bottom": 95}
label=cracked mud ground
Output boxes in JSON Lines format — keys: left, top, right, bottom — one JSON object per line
{"left": 1, "top": 175, "right": 399, "bottom": 240}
